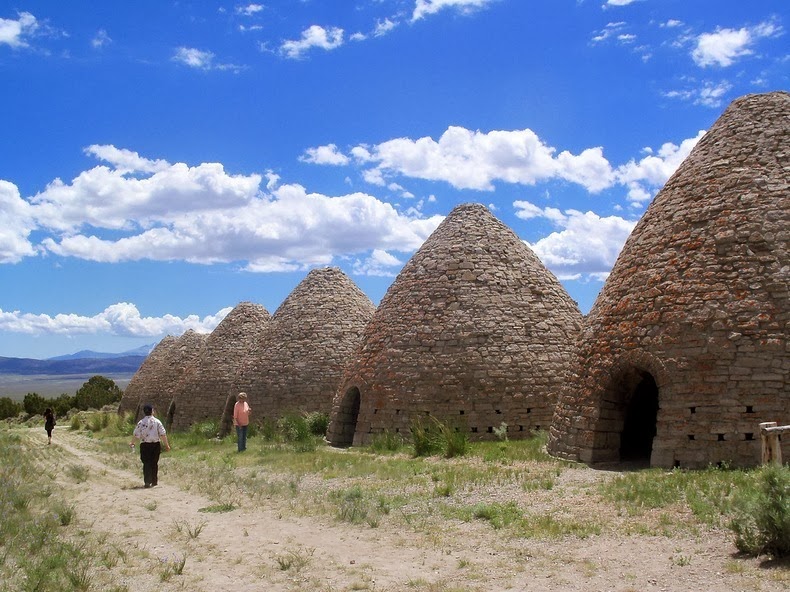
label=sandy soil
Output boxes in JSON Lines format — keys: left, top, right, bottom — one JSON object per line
{"left": 22, "top": 426, "right": 789, "bottom": 592}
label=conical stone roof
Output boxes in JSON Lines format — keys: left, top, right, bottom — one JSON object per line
{"left": 239, "top": 267, "right": 376, "bottom": 421}
{"left": 548, "top": 91, "right": 790, "bottom": 468}
{"left": 122, "top": 330, "right": 207, "bottom": 421}
{"left": 327, "top": 202, "right": 583, "bottom": 447}
{"left": 118, "top": 335, "right": 178, "bottom": 417}
{"left": 167, "top": 302, "right": 271, "bottom": 431}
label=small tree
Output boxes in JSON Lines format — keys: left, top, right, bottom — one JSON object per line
{"left": 73, "top": 376, "right": 122, "bottom": 410}
{"left": 22, "top": 392, "right": 48, "bottom": 416}
{"left": 52, "top": 393, "right": 75, "bottom": 418}
{"left": 0, "top": 397, "right": 22, "bottom": 420}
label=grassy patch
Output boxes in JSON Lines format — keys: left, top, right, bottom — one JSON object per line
{"left": 0, "top": 428, "right": 129, "bottom": 591}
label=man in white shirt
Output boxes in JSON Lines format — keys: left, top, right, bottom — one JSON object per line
{"left": 130, "top": 403, "right": 171, "bottom": 488}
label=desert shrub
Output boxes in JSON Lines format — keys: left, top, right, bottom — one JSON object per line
{"left": 257, "top": 418, "right": 278, "bottom": 441}
{"left": 442, "top": 424, "right": 469, "bottom": 458}
{"left": 304, "top": 411, "right": 329, "bottom": 436}
{"left": 70, "top": 414, "right": 82, "bottom": 431}
{"left": 410, "top": 415, "right": 468, "bottom": 458}
{"left": 278, "top": 414, "right": 311, "bottom": 443}
{"left": 730, "top": 466, "right": 790, "bottom": 558}
{"left": 370, "top": 430, "right": 406, "bottom": 453}
{"left": 0, "top": 397, "right": 22, "bottom": 420}
{"left": 87, "top": 412, "right": 111, "bottom": 432}
{"left": 192, "top": 419, "right": 220, "bottom": 440}
{"left": 410, "top": 416, "right": 443, "bottom": 457}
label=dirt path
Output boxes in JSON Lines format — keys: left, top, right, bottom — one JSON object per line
{"left": 23, "top": 426, "right": 789, "bottom": 592}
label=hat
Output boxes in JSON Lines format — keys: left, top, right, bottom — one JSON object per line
{"left": 143, "top": 404, "right": 153, "bottom": 415}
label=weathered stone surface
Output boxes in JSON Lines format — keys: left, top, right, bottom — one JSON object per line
{"left": 327, "top": 203, "right": 583, "bottom": 447}
{"left": 238, "top": 267, "right": 375, "bottom": 422}
{"left": 118, "top": 336, "right": 178, "bottom": 416}
{"left": 118, "top": 330, "right": 207, "bottom": 421}
{"left": 167, "top": 302, "right": 271, "bottom": 431}
{"left": 547, "top": 91, "right": 790, "bottom": 468}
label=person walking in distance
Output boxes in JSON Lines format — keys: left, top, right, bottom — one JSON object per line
{"left": 233, "top": 392, "right": 251, "bottom": 452}
{"left": 43, "top": 407, "right": 56, "bottom": 445}
{"left": 130, "top": 404, "right": 170, "bottom": 488}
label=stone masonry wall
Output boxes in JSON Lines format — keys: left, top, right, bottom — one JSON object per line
{"left": 328, "top": 203, "right": 583, "bottom": 446}
{"left": 168, "top": 302, "right": 270, "bottom": 431}
{"left": 118, "top": 335, "right": 178, "bottom": 416}
{"left": 120, "top": 331, "right": 206, "bottom": 422}
{"left": 239, "top": 268, "right": 375, "bottom": 422}
{"left": 548, "top": 92, "right": 789, "bottom": 468}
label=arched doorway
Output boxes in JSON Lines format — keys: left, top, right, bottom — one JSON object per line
{"left": 166, "top": 401, "right": 176, "bottom": 431}
{"left": 218, "top": 393, "right": 237, "bottom": 438}
{"left": 332, "top": 387, "right": 361, "bottom": 447}
{"left": 619, "top": 372, "right": 659, "bottom": 462}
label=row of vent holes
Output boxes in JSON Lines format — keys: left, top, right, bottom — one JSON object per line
{"left": 384, "top": 425, "right": 535, "bottom": 433}
{"left": 689, "top": 406, "right": 755, "bottom": 414}
{"left": 387, "top": 409, "right": 533, "bottom": 415}
{"left": 688, "top": 433, "right": 755, "bottom": 441}
{"left": 675, "top": 460, "right": 731, "bottom": 469}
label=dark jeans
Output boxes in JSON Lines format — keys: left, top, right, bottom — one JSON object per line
{"left": 236, "top": 425, "right": 248, "bottom": 452}
{"left": 139, "top": 441, "right": 161, "bottom": 486}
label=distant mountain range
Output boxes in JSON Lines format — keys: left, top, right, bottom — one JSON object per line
{"left": 47, "top": 344, "right": 154, "bottom": 361}
{"left": 0, "top": 345, "right": 153, "bottom": 376}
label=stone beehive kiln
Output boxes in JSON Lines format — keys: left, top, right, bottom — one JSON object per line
{"left": 548, "top": 91, "right": 789, "bottom": 469}
{"left": 238, "top": 267, "right": 376, "bottom": 421}
{"left": 118, "top": 335, "right": 178, "bottom": 416}
{"left": 166, "top": 302, "right": 271, "bottom": 431}
{"left": 119, "top": 330, "right": 207, "bottom": 421}
{"left": 327, "top": 203, "right": 583, "bottom": 447}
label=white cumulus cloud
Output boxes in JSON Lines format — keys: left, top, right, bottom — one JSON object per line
{"left": 14, "top": 145, "right": 441, "bottom": 272}
{"left": 0, "top": 303, "right": 231, "bottom": 337}
{"left": 0, "top": 11, "right": 37, "bottom": 48}
{"left": 412, "top": 0, "right": 495, "bottom": 21}
{"left": 0, "top": 180, "right": 37, "bottom": 263}
{"left": 280, "top": 25, "right": 344, "bottom": 59}
{"left": 352, "top": 249, "right": 404, "bottom": 277}
{"left": 236, "top": 4, "right": 264, "bottom": 17}
{"left": 172, "top": 47, "right": 243, "bottom": 72}
{"left": 692, "top": 21, "right": 783, "bottom": 67}
{"left": 348, "top": 126, "right": 615, "bottom": 193}
{"left": 664, "top": 81, "right": 733, "bottom": 108}
{"left": 300, "top": 144, "right": 350, "bottom": 165}
{"left": 616, "top": 131, "right": 706, "bottom": 204}
{"left": 514, "top": 201, "right": 637, "bottom": 280}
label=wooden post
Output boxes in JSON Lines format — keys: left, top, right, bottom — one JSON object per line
{"left": 759, "top": 422, "right": 789, "bottom": 466}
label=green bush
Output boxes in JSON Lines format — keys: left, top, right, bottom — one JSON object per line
{"left": 730, "top": 466, "right": 790, "bottom": 558}
{"left": 192, "top": 419, "right": 220, "bottom": 439}
{"left": 410, "top": 415, "right": 468, "bottom": 458}
{"left": 257, "top": 418, "right": 278, "bottom": 441}
{"left": 51, "top": 394, "right": 75, "bottom": 418}
{"left": 0, "top": 397, "right": 22, "bottom": 420}
{"left": 410, "top": 416, "right": 444, "bottom": 457}
{"left": 278, "top": 414, "right": 311, "bottom": 443}
{"left": 304, "top": 412, "right": 329, "bottom": 436}
{"left": 22, "top": 392, "right": 48, "bottom": 416}
{"left": 370, "top": 430, "right": 406, "bottom": 453}
{"left": 73, "top": 376, "right": 122, "bottom": 411}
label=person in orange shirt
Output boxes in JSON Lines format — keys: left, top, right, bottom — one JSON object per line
{"left": 232, "top": 392, "right": 251, "bottom": 452}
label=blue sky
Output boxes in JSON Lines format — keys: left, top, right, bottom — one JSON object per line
{"left": 0, "top": 0, "right": 787, "bottom": 359}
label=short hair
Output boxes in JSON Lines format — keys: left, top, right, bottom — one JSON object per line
{"left": 143, "top": 404, "right": 153, "bottom": 415}
{"left": 237, "top": 392, "right": 247, "bottom": 400}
